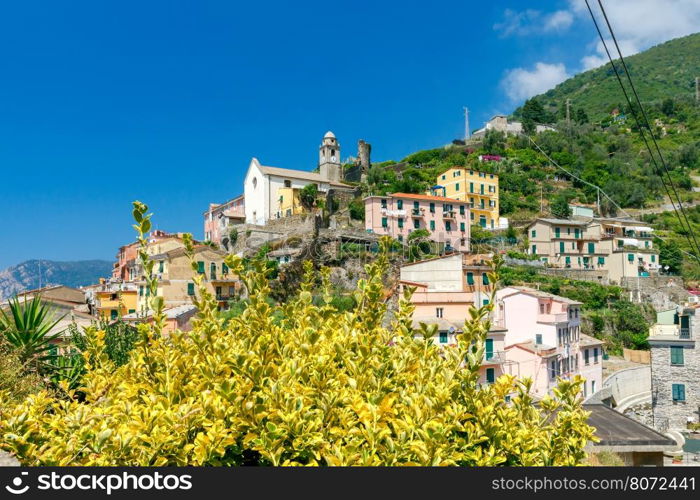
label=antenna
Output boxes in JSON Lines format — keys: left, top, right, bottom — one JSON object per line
{"left": 463, "top": 107, "right": 470, "bottom": 141}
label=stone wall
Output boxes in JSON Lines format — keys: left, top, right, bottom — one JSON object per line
{"left": 651, "top": 341, "right": 700, "bottom": 431}
{"left": 621, "top": 276, "right": 689, "bottom": 311}
{"left": 539, "top": 267, "right": 610, "bottom": 284}
{"left": 603, "top": 365, "right": 651, "bottom": 409}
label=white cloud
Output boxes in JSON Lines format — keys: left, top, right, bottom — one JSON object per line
{"left": 501, "top": 62, "right": 571, "bottom": 103}
{"left": 544, "top": 10, "right": 574, "bottom": 31}
{"left": 494, "top": 9, "right": 574, "bottom": 37}
{"left": 568, "top": 0, "right": 700, "bottom": 69}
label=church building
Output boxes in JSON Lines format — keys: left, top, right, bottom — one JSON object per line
{"left": 243, "top": 131, "right": 352, "bottom": 225}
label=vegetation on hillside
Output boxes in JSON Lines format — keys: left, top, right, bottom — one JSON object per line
{"left": 0, "top": 203, "right": 595, "bottom": 466}
{"left": 514, "top": 33, "right": 700, "bottom": 122}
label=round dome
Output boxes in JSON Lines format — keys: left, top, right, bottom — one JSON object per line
{"left": 323, "top": 130, "right": 336, "bottom": 139}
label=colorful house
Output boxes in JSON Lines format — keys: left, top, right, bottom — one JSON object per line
{"left": 364, "top": 193, "right": 471, "bottom": 252}
{"left": 203, "top": 195, "right": 245, "bottom": 247}
{"left": 93, "top": 282, "right": 138, "bottom": 320}
{"left": 431, "top": 167, "right": 501, "bottom": 230}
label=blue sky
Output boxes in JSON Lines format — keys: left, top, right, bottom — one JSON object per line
{"left": 1, "top": 0, "right": 697, "bottom": 268}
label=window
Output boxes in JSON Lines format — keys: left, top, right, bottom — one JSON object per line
{"left": 460, "top": 205, "right": 465, "bottom": 215}
{"left": 430, "top": 220, "right": 435, "bottom": 230}
{"left": 628, "top": 253, "right": 635, "bottom": 262}
{"left": 486, "top": 368, "right": 495, "bottom": 384}
{"left": 532, "top": 245, "right": 537, "bottom": 254}
{"left": 455, "top": 183, "right": 460, "bottom": 191}
{"left": 445, "top": 221, "right": 451, "bottom": 231}
{"left": 550, "top": 361, "right": 557, "bottom": 379}
{"left": 470, "top": 212, "right": 474, "bottom": 220}
{"left": 559, "top": 241, "right": 565, "bottom": 253}
{"left": 210, "top": 262, "right": 217, "bottom": 279}
{"left": 187, "top": 283, "right": 195, "bottom": 296}
{"left": 482, "top": 273, "right": 489, "bottom": 285}
{"left": 466, "top": 272, "right": 474, "bottom": 285}
{"left": 479, "top": 215, "right": 486, "bottom": 227}
{"left": 574, "top": 228, "right": 580, "bottom": 238}
{"left": 555, "top": 227, "right": 560, "bottom": 238}
{"left": 588, "top": 242, "right": 595, "bottom": 254}
{"left": 110, "top": 309, "right": 118, "bottom": 320}
{"left": 442, "top": 175, "right": 446, "bottom": 180}
{"left": 672, "top": 383, "right": 686, "bottom": 402}
{"left": 381, "top": 217, "right": 388, "bottom": 228}
{"left": 398, "top": 218, "right": 404, "bottom": 229}
{"left": 128, "top": 309, "right": 135, "bottom": 314}
{"left": 139, "top": 286, "right": 143, "bottom": 297}
{"left": 158, "top": 261, "right": 164, "bottom": 273}
{"left": 397, "top": 235, "right": 403, "bottom": 242}
{"left": 531, "top": 229, "right": 536, "bottom": 238}
{"left": 215, "top": 286, "right": 222, "bottom": 298}
{"left": 413, "top": 201, "right": 419, "bottom": 210}
{"left": 381, "top": 199, "right": 387, "bottom": 209}
{"left": 197, "top": 261, "right": 205, "bottom": 274}
{"left": 591, "top": 381, "right": 596, "bottom": 393}
{"left": 413, "top": 219, "right": 420, "bottom": 229}
{"left": 436, "top": 307, "right": 444, "bottom": 318}
{"left": 284, "top": 179, "right": 291, "bottom": 188}
{"left": 651, "top": 255, "right": 656, "bottom": 263}
{"left": 535, "top": 334, "right": 542, "bottom": 345}
{"left": 469, "top": 182, "right": 474, "bottom": 193}
{"left": 439, "top": 331, "right": 448, "bottom": 344}
{"left": 460, "top": 222, "right": 465, "bottom": 232}
{"left": 429, "top": 202, "right": 435, "bottom": 213}
{"left": 593, "top": 348, "right": 599, "bottom": 363}
{"left": 540, "top": 303, "right": 545, "bottom": 314}
{"left": 598, "top": 256, "right": 605, "bottom": 266}
{"left": 671, "top": 346, "right": 684, "bottom": 365}
{"left": 485, "top": 338, "right": 494, "bottom": 360}
{"left": 397, "top": 200, "right": 403, "bottom": 210}
{"left": 222, "top": 263, "right": 228, "bottom": 275}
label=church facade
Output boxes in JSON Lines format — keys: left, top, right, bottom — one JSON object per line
{"left": 243, "top": 131, "right": 352, "bottom": 225}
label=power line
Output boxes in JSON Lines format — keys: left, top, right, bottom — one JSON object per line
{"left": 584, "top": 0, "right": 700, "bottom": 263}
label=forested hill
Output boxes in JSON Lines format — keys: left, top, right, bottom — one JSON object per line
{"left": 513, "top": 33, "right": 700, "bottom": 122}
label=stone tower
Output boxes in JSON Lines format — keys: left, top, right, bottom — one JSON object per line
{"left": 319, "top": 131, "right": 342, "bottom": 182}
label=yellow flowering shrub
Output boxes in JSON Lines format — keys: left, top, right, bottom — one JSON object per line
{"left": 0, "top": 203, "right": 595, "bottom": 466}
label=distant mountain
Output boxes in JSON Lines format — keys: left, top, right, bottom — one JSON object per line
{"left": 514, "top": 32, "right": 700, "bottom": 121}
{"left": 0, "top": 260, "right": 113, "bottom": 300}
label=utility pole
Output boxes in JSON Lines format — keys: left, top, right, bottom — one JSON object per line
{"left": 696, "top": 77, "right": 699, "bottom": 104}
{"left": 596, "top": 187, "right": 601, "bottom": 216}
{"left": 566, "top": 98, "right": 571, "bottom": 125}
{"left": 463, "top": 107, "right": 470, "bottom": 142}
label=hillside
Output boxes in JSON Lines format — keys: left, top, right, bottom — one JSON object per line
{"left": 514, "top": 33, "right": 700, "bottom": 121}
{"left": 0, "top": 259, "right": 112, "bottom": 300}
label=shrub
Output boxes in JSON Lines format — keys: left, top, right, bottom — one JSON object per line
{"left": 0, "top": 203, "right": 594, "bottom": 466}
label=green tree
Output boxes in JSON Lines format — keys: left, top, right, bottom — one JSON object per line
{"left": 300, "top": 183, "right": 318, "bottom": 209}
{"left": 407, "top": 229, "right": 432, "bottom": 261}
{"left": 550, "top": 196, "right": 572, "bottom": 219}
{"left": 349, "top": 198, "right": 365, "bottom": 220}
{"left": 661, "top": 98, "right": 675, "bottom": 116}
{"left": 659, "top": 239, "right": 683, "bottom": 274}
{"left": 575, "top": 108, "right": 588, "bottom": 124}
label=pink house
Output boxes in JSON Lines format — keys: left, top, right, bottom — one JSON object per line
{"left": 364, "top": 193, "right": 470, "bottom": 252}
{"left": 398, "top": 253, "right": 505, "bottom": 386}
{"left": 203, "top": 195, "right": 245, "bottom": 247}
{"left": 494, "top": 286, "right": 602, "bottom": 398}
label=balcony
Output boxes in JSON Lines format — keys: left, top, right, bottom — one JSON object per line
{"left": 443, "top": 211, "right": 456, "bottom": 219}
{"left": 411, "top": 208, "right": 423, "bottom": 217}
{"left": 648, "top": 323, "right": 693, "bottom": 340}
{"left": 483, "top": 350, "right": 507, "bottom": 364}
{"left": 538, "top": 312, "right": 569, "bottom": 323}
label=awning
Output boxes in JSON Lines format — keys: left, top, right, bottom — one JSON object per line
{"left": 628, "top": 226, "right": 653, "bottom": 232}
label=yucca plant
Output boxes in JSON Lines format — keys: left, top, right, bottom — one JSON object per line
{"left": 0, "top": 295, "right": 65, "bottom": 367}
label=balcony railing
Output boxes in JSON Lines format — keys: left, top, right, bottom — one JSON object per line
{"left": 483, "top": 350, "right": 507, "bottom": 364}
{"left": 648, "top": 323, "right": 693, "bottom": 339}
{"left": 443, "top": 211, "right": 456, "bottom": 219}
{"left": 411, "top": 208, "right": 423, "bottom": 217}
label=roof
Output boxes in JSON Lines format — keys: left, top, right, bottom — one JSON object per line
{"left": 324, "top": 130, "right": 335, "bottom": 139}
{"left": 366, "top": 192, "right": 468, "bottom": 204}
{"left": 506, "top": 340, "right": 558, "bottom": 357}
{"left": 535, "top": 218, "right": 589, "bottom": 226}
{"left": 258, "top": 165, "right": 350, "bottom": 188}
{"left": 583, "top": 404, "right": 677, "bottom": 449}
{"left": 503, "top": 286, "right": 583, "bottom": 305}
{"left": 412, "top": 317, "right": 463, "bottom": 331}
{"left": 149, "top": 245, "right": 226, "bottom": 260}
{"left": 579, "top": 333, "right": 604, "bottom": 347}
{"left": 122, "top": 304, "right": 197, "bottom": 321}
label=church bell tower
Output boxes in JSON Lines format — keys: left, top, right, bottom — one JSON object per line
{"left": 319, "top": 131, "right": 342, "bottom": 182}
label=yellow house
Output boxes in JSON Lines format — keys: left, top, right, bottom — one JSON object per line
{"left": 434, "top": 167, "right": 499, "bottom": 229}
{"left": 136, "top": 245, "right": 240, "bottom": 312}
{"left": 276, "top": 186, "right": 304, "bottom": 218}
{"left": 94, "top": 283, "right": 138, "bottom": 320}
